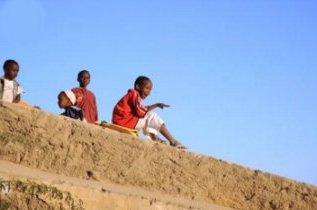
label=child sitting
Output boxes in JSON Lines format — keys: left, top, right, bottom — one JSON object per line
{"left": 0, "top": 59, "right": 23, "bottom": 103}
{"left": 58, "top": 90, "right": 86, "bottom": 122}
{"left": 72, "top": 70, "right": 98, "bottom": 123}
{"left": 112, "top": 76, "right": 186, "bottom": 149}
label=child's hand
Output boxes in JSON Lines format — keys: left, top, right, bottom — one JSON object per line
{"left": 148, "top": 103, "right": 170, "bottom": 111}
{"left": 156, "top": 103, "right": 170, "bottom": 109}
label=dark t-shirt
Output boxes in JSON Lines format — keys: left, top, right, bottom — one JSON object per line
{"left": 61, "top": 106, "right": 84, "bottom": 120}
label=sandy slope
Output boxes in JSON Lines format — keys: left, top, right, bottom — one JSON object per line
{"left": 0, "top": 102, "right": 317, "bottom": 210}
{"left": 0, "top": 173, "right": 84, "bottom": 210}
{"left": 0, "top": 160, "right": 230, "bottom": 210}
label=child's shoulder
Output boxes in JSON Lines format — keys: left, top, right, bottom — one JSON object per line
{"left": 0, "top": 77, "right": 20, "bottom": 87}
{"left": 72, "top": 87, "right": 95, "bottom": 95}
{"left": 124, "top": 88, "right": 139, "bottom": 98}
{"left": 71, "top": 87, "right": 83, "bottom": 93}
{"left": 127, "top": 88, "right": 138, "bottom": 94}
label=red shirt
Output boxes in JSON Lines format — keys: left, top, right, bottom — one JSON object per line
{"left": 72, "top": 87, "right": 98, "bottom": 123}
{"left": 112, "top": 89, "right": 148, "bottom": 129}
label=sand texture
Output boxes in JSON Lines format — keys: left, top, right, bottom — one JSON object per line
{"left": 0, "top": 102, "right": 316, "bottom": 210}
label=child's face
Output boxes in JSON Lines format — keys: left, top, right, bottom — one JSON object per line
{"left": 58, "top": 92, "right": 72, "bottom": 108}
{"left": 137, "top": 80, "right": 152, "bottom": 99}
{"left": 78, "top": 72, "right": 90, "bottom": 88}
{"left": 4, "top": 63, "right": 19, "bottom": 80}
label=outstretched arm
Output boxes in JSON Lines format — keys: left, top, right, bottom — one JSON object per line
{"left": 146, "top": 103, "right": 170, "bottom": 111}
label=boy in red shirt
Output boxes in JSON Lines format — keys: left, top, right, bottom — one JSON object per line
{"left": 72, "top": 70, "right": 98, "bottom": 123}
{"left": 112, "top": 76, "right": 186, "bottom": 149}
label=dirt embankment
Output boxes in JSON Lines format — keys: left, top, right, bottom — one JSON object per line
{"left": 0, "top": 177, "right": 84, "bottom": 210}
{"left": 0, "top": 160, "right": 227, "bottom": 210}
{"left": 0, "top": 102, "right": 316, "bottom": 210}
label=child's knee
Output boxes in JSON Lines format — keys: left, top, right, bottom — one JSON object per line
{"left": 146, "top": 127, "right": 158, "bottom": 135}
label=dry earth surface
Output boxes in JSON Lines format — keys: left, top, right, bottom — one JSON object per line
{"left": 0, "top": 102, "right": 316, "bottom": 210}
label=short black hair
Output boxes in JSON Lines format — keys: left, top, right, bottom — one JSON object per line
{"left": 77, "top": 70, "right": 90, "bottom": 80}
{"left": 134, "top": 76, "right": 151, "bottom": 88}
{"left": 3, "top": 59, "right": 19, "bottom": 70}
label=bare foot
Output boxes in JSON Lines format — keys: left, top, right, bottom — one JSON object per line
{"left": 170, "top": 140, "right": 187, "bottom": 149}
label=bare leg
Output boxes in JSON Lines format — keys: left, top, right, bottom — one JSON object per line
{"left": 159, "top": 124, "right": 175, "bottom": 144}
{"left": 148, "top": 132, "right": 159, "bottom": 141}
{"left": 160, "top": 124, "right": 186, "bottom": 148}
{"left": 144, "top": 128, "right": 165, "bottom": 143}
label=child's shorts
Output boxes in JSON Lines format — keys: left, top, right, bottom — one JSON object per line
{"left": 135, "top": 112, "right": 164, "bottom": 135}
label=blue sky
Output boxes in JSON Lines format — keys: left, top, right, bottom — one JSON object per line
{"left": 1, "top": 0, "right": 316, "bottom": 185}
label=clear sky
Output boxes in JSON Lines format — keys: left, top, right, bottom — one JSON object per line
{"left": 1, "top": 0, "right": 316, "bottom": 186}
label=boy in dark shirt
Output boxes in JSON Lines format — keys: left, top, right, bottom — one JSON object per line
{"left": 58, "top": 90, "right": 86, "bottom": 122}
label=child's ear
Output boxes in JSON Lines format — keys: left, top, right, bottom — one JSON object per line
{"left": 135, "top": 84, "right": 141, "bottom": 90}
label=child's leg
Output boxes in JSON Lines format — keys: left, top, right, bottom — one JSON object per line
{"left": 138, "top": 112, "right": 186, "bottom": 148}
{"left": 135, "top": 116, "right": 154, "bottom": 140}
{"left": 159, "top": 123, "right": 178, "bottom": 145}
{"left": 136, "top": 112, "right": 164, "bottom": 140}
{"left": 143, "top": 127, "right": 159, "bottom": 141}
{"left": 159, "top": 124, "right": 186, "bottom": 149}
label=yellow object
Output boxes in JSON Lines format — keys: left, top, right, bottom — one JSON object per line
{"left": 95, "top": 121, "right": 138, "bottom": 137}
{"left": 18, "top": 101, "right": 32, "bottom": 107}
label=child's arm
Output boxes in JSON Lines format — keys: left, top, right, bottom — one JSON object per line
{"left": 13, "top": 84, "right": 23, "bottom": 103}
{"left": 94, "top": 95, "right": 98, "bottom": 121}
{"left": 147, "top": 103, "right": 170, "bottom": 111}
{"left": 13, "top": 94, "right": 21, "bottom": 103}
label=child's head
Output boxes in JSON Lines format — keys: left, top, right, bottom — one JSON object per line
{"left": 134, "top": 76, "right": 152, "bottom": 99}
{"left": 3, "top": 59, "right": 19, "bottom": 80}
{"left": 58, "top": 90, "right": 76, "bottom": 108}
{"left": 77, "top": 70, "right": 90, "bottom": 88}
